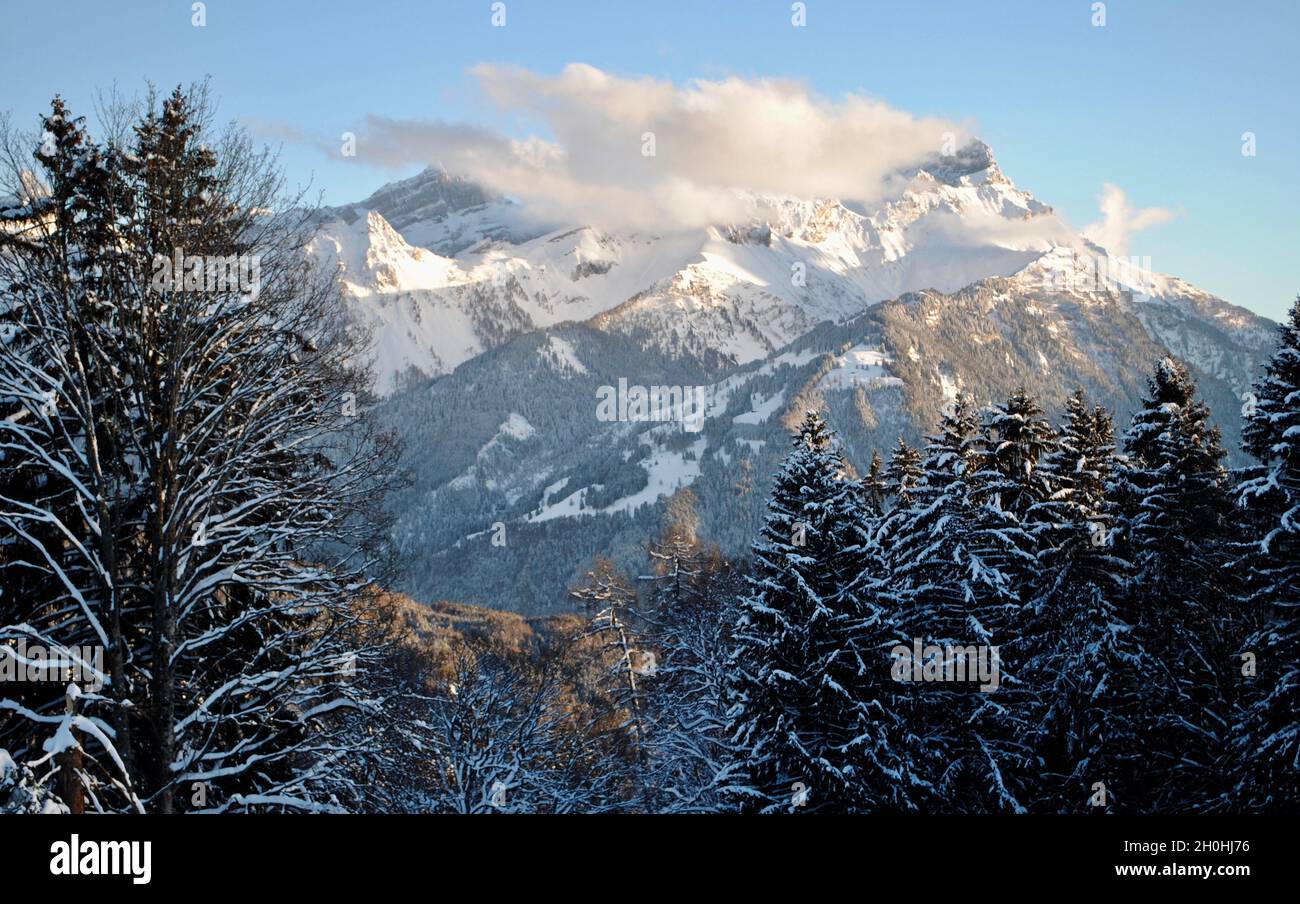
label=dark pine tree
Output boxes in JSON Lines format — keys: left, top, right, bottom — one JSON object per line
{"left": 1021, "top": 390, "right": 1148, "bottom": 812}
{"left": 1232, "top": 297, "right": 1300, "bottom": 812}
{"left": 878, "top": 394, "right": 1032, "bottom": 812}
{"left": 725, "top": 411, "right": 911, "bottom": 812}
{"left": 884, "top": 437, "right": 923, "bottom": 510}
{"left": 860, "top": 449, "right": 888, "bottom": 518}
{"left": 1113, "top": 357, "right": 1242, "bottom": 811}
{"left": 973, "top": 387, "right": 1058, "bottom": 522}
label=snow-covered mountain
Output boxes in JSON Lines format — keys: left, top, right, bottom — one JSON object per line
{"left": 312, "top": 142, "right": 1269, "bottom": 395}
{"left": 310, "top": 142, "right": 1278, "bottom": 612}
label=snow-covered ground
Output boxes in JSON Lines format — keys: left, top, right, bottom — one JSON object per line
{"left": 817, "top": 344, "right": 901, "bottom": 391}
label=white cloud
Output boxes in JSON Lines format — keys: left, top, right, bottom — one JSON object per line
{"left": 346, "top": 64, "right": 971, "bottom": 231}
{"left": 1083, "top": 183, "right": 1176, "bottom": 256}
{"left": 925, "top": 206, "right": 1077, "bottom": 251}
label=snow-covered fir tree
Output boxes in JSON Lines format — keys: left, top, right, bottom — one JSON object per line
{"left": 884, "top": 437, "right": 923, "bottom": 510}
{"left": 1112, "top": 357, "right": 1243, "bottom": 811}
{"left": 1232, "top": 297, "right": 1300, "bottom": 812}
{"left": 725, "top": 410, "right": 914, "bottom": 813}
{"left": 1020, "top": 391, "right": 1148, "bottom": 811}
{"left": 878, "top": 394, "right": 1033, "bottom": 812}
{"left": 860, "top": 449, "right": 888, "bottom": 517}
{"left": 973, "top": 387, "right": 1058, "bottom": 521}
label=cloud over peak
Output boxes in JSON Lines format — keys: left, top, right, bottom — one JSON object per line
{"left": 347, "top": 63, "right": 970, "bottom": 230}
{"left": 1083, "top": 183, "right": 1177, "bottom": 257}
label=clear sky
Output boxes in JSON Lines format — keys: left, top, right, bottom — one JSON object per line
{"left": 4, "top": 0, "right": 1297, "bottom": 319}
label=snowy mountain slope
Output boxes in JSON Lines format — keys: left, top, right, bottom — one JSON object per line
{"left": 315, "top": 141, "right": 1269, "bottom": 398}
{"left": 305, "top": 143, "right": 1057, "bottom": 384}
{"left": 377, "top": 263, "right": 1265, "bottom": 614}
{"left": 309, "top": 202, "right": 738, "bottom": 390}
{"left": 315, "top": 141, "right": 1278, "bottom": 612}
{"left": 326, "top": 166, "right": 544, "bottom": 256}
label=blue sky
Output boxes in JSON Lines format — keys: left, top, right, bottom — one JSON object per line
{"left": 4, "top": 0, "right": 1297, "bottom": 319}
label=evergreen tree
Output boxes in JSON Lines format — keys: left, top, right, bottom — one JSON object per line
{"left": 883, "top": 437, "right": 923, "bottom": 510}
{"left": 1021, "top": 391, "right": 1147, "bottom": 811}
{"left": 725, "top": 411, "right": 910, "bottom": 812}
{"left": 973, "top": 387, "right": 1058, "bottom": 521}
{"left": 860, "top": 449, "right": 888, "bottom": 517}
{"left": 878, "top": 394, "right": 1032, "bottom": 812}
{"left": 1232, "top": 297, "right": 1300, "bottom": 812}
{"left": 1113, "top": 357, "right": 1241, "bottom": 811}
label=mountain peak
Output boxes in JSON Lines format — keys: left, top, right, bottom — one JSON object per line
{"left": 331, "top": 167, "right": 500, "bottom": 232}
{"left": 921, "top": 139, "right": 1006, "bottom": 187}
{"left": 327, "top": 165, "right": 545, "bottom": 257}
